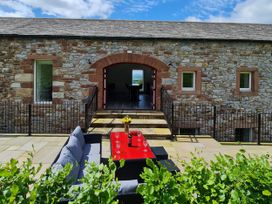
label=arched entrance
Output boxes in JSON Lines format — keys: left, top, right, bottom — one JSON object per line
{"left": 90, "top": 53, "right": 169, "bottom": 110}
{"left": 104, "top": 63, "right": 156, "bottom": 110}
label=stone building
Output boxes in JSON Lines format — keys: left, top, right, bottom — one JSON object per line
{"left": 0, "top": 17, "right": 271, "bottom": 112}
{"left": 0, "top": 17, "right": 272, "bottom": 139}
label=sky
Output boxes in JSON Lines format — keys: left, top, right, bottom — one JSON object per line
{"left": 0, "top": 0, "right": 272, "bottom": 24}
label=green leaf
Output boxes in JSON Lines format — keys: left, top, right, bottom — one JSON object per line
{"left": 262, "top": 190, "right": 271, "bottom": 196}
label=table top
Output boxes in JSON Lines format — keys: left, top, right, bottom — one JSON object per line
{"left": 110, "top": 131, "right": 155, "bottom": 161}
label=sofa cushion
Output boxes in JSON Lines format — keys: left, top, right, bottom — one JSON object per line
{"left": 66, "top": 135, "right": 83, "bottom": 162}
{"left": 118, "top": 179, "right": 139, "bottom": 195}
{"left": 56, "top": 146, "right": 80, "bottom": 183}
{"left": 83, "top": 143, "right": 100, "bottom": 156}
{"left": 78, "top": 154, "right": 101, "bottom": 179}
{"left": 71, "top": 126, "right": 85, "bottom": 148}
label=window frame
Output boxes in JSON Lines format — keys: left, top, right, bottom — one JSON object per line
{"left": 239, "top": 72, "right": 252, "bottom": 92}
{"left": 178, "top": 67, "right": 202, "bottom": 95}
{"left": 236, "top": 67, "right": 259, "bottom": 96}
{"left": 34, "top": 60, "right": 53, "bottom": 103}
{"left": 182, "top": 71, "right": 196, "bottom": 91}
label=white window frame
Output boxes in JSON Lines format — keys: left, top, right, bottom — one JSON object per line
{"left": 34, "top": 60, "right": 52, "bottom": 104}
{"left": 240, "top": 72, "right": 252, "bottom": 92}
{"left": 182, "top": 71, "right": 196, "bottom": 91}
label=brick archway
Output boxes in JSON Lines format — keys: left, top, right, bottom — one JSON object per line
{"left": 90, "top": 53, "right": 170, "bottom": 110}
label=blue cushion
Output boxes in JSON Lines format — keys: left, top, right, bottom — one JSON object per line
{"left": 78, "top": 154, "right": 101, "bottom": 179}
{"left": 66, "top": 136, "right": 83, "bottom": 162}
{"left": 56, "top": 146, "right": 80, "bottom": 183}
{"left": 83, "top": 143, "right": 100, "bottom": 156}
{"left": 118, "top": 180, "right": 138, "bottom": 195}
{"left": 71, "top": 126, "right": 85, "bottom": 148}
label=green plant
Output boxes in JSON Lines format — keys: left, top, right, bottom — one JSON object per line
{"left": 138, "top": 151, "right": 272, "bottom": 204}
{"left": 69, "top": 159, "right": 124, "bottom": 204}
{"left": 30, "top": 163, "right": 73, "bottom": 204}
{"left": 0, "top": 152, "right": 72, "bottom": 204}
{"left": 0, "top": 153, "right": 41, "bottom": 204}
{"left": 137, "top": 159, "right": 185, "bottom": 204}
{"left": 178, "top": 150, "right": 272, "bottom": 204}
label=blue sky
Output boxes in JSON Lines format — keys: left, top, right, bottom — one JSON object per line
{"left": 0, "top": 0, "right": 272, "bottom": 24}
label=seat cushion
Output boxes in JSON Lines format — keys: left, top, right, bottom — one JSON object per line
{"left": 56, "top": 146, "right": 80, "bottom": 183}
{"left": 78, "top": 154, "right": 101, "bottom": 179}
{"left": 118, "top": 179, "right": 139, "bottom": 195}
{"left": 83, "top": 143, "right": 100, "bottom": 156}
{"left": 66, "top": 135, "right": 83, "bottom": 162}
{"left": 71, "top": 126, "right": 85, "bottom": 148}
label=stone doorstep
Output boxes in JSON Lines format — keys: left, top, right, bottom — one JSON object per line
{"left": 87, "top": 127, "right": 171, "bottom": 139}
{"left": 91, "top": 118, "right": 168, "bottom": 125}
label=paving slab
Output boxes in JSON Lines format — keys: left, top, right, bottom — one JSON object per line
{"left": 1, "top": 135, "right": 271, "bottom": 176}
{"left": 0, "top": 136, "right": 68, "bottom": 172}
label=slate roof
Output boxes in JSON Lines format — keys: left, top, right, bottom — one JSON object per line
{"left": 0, "top": 17, "right": 272, "bottom": 41}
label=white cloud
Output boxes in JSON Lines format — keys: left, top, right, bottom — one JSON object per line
{"left": 0, "top": 0, "right": 169, "bottom": 19}
{"left": 0, "top": 0, "right": 34, "bottom": 17}
{"left": 120, "top": 0, "right": 167, "bottom": 13}
{"left": 186, "top": 0, "right": 272, "bottom": 24}
{"left": 0, "top": 0, "right": 115, "bottom": 18}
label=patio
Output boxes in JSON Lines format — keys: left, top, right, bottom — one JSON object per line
{"left": 1, "top": 135, "right": 272, "bottom": 174}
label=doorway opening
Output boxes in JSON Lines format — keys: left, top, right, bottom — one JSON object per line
{"left": 104, "top": 63, "right": 156, "bottom": 110}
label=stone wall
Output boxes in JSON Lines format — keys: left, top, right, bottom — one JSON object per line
{"left": 0, "top": 37, "right": 271, "bottom": 112}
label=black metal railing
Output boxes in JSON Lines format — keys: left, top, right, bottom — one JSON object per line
{"left": 161, "top": 87, "right": 174, "bottom": 136}
{"left": 84, "top": 86, "right": 98, "bottom": 131}
{"left": 161, "top": 86, "right": 272, "bottom": 144}
{"left": 0, "top": 101, "right": 82, "bottom": 134}
{"left": 0, "top": 86, "right": 98, "bottom": 135}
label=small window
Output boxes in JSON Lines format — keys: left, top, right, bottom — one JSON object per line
{"left": 182, "top": 72, "right": 195, "bottom": 91}
{"left": 179, "top": 128, "right": 199, "bottom": 135}
{"left": 235, "top": 128, "right": 252, "bottom": 142}
{"left": 35, "top": 60, "right": 53, "bottom": 102}
{"left": 132, "top": 69, "right": 144, "bottom": 91}
{"left": 240, "top": 72, "right": 251, "bottom": 92}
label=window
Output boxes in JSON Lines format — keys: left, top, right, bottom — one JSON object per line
{"left": 178, "top": 67, "right": 202, "bottom": 95}
{"left": 35, "top": 60, "right": 53, "bottom": 102}
{"left": 182, "top": 72, "right": 195, "bottom": 91}
{"left": 236, "top": 68, "right": 259, "bottom": 96}
{"left": 132, "top": 69, "right": 144, "bottom": 91}
{"left": 240, "top": 72, "right": 251, "bottom": 92}
{"left": 179, "top": 128, "right": 199, "bottom": 135}
{"left": 235, "top": 128, "right": 253, "bottom": 142}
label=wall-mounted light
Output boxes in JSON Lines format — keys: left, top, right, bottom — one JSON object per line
{"left": 88, "top": 59, "right": 92, "bottom": 64}
{"left": 127, "top": 50, "right": 132, "bottom": 54}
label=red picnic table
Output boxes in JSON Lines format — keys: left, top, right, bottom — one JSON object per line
{"left": 110, "top": 131, "right": 155, "bottom": 161}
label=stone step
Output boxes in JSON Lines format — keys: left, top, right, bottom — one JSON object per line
{"left": 175, "top": 134, "right": 213, "bottom": 139}
{"left": 93, "top": 110, "right": 165, "bottom": 119}
{"left": 87, "top": 127, "right": 172, "bottom": 140}
{"left": 91, "top": 118, "right": 169, "bottom": 128}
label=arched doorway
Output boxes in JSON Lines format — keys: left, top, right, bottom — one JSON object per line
{"left": 104, "top": 63, "right": 156, "bottom": 110}
{"left": 90, "top": 53, "right": 169, "bottom": 110}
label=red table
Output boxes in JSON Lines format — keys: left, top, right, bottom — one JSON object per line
{"left": 110, "top": 131, "right": 155, "bottom": 160}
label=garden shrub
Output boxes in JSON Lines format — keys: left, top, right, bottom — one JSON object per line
{"left": 69, "top": 159, "right": 123, "bottom": 204}
{"left": 0, "top": 153, "right": 122, "bottom": 204}
{"left": 137, "top": 159, "right": 186, "bottom": 204}
{"left": 0, "top": 152, "right": 72, "bottom": 204}
{"left": 138, "top": 150, "right": 272, "bottom": 204}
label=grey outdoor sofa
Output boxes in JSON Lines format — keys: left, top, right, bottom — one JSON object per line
{"left": 51, "top": 126, "right": 140, "bottom": 203}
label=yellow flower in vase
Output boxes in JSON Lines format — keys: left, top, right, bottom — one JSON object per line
{"left": 121, "top": 115, "right": 132, "bottom": 134}
{"left": 121, "top": 115, "right": 132, "bottom": 124}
